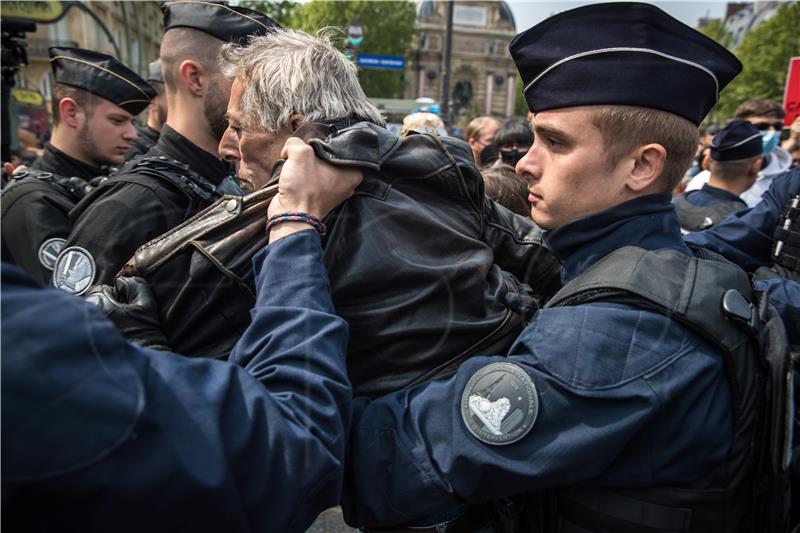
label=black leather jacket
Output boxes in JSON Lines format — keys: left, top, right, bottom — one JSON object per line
{"left": 121, "top": 122, "right": 561, "bottom": 397}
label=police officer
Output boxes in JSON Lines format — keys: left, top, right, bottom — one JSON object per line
{"left": 1, "top": 146, "right": 359, "bottom": 529}
{"left": 125, "top": 59, "right": 168, "bottom": 160}
{"left": 58, "top": 1, "right": 279, "bottom": 291}
{"left": 674, "top": 119, "right": 762, "bottom": 232}
{"left": 253, "top": 4, "right": 769, "bottom": 531}
{"left": 1, "top": 47, "right": 155, "bottom": 283}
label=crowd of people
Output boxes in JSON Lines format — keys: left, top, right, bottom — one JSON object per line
{"left": 1, "top": 1, "right": 799, "bottom": 532}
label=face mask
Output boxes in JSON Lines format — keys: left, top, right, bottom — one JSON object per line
{"left": 500, "top": 149, "right": 527, "bottom": 167}
{"left": 761, "top": 130, "right": 780, "bottom": 156}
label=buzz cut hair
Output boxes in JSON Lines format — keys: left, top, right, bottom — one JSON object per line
{"left": 218, "top": 28, "right": 385, "bottom": 133}
{"left": 590, "top": 105, "right": 699, "bottom": 193}
{"left": 51, "top": 83, "right": 96, "bottom": 126}
{"left": 160, "top": 27, "right": 225, "bottom": 94}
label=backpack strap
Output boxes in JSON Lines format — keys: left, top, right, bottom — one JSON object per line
{"left": 115, "top": 155, "right": 221, "bottom": 204}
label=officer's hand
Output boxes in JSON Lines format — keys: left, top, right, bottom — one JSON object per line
{"left": 85, "top": 276, "right": 171, "bottom": 352}
{"left": 268, "top": 137, "right": 362, "bottom": 240}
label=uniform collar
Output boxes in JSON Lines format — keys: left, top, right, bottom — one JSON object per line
{"left": 149, "top": 124, "right": 229, "bottom": 185}
{"left": 697, "top": 183, "right": 745, "bottom": 204}
{"left": 30, "top": 143, "right": 104, "bottom": 181}
{"left": 545, "top": 193, "right": 692, "bottom": 284}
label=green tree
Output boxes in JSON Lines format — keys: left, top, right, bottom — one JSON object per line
{"left": 699, "top": 19, "right": 733, "bottom": 49}
{"left": 290, "top": 0, "right": 416, "bottom": 98}
{"left": 514, "top": 73, "right": 528, "bottom": 117}
{"left": 711, "top": 2, "right": 800, "bottom": 120}
{"left": 240, "top": 1, "right": 297, "bottom": 28}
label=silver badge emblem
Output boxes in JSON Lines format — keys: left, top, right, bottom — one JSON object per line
{"left": 52, "top": 246, "right": 96, "bottom": 295}
{"left": 461, "top": 362, "right": 538, "bottom": 445}
{"left": 37, "top": 238, "right": 66, "bottom": 270}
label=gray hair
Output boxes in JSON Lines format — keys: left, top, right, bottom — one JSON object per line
{"left": 219, "top": 29, "right": 385, "bottom": 132}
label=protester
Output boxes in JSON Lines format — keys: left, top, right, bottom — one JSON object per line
{"left": 1, "top": 143, "right": 358, "bottom": 530}
{"left": 57, "top": 1, "right": 279, "bottom": 291}
{"left": 466, "top": 115, "right": 500, "bottom": 166}
{"left": 125, "top": 59, "right": 168, "bottom": 160}
{"left": 481, "top": 162, "right": 531, "bottom": 217}
{"left": 1, "top": 47, "right": 155, "bottom": 283}
{"left": 251, "top": 4, "right": 778, "bottom": 531}
{"left": 492, "top": 117, "right": 533, "bottom": 167}
{"left": 673, "top": 119, "right": 761, "bottom": 232}
{"left": 401, "top": 111, "right": 446, "bottom": 135}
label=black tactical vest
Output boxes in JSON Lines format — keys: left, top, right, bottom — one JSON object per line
{"left": 524, "top": 245, "right": 766, "bottom": 533}
{"left": 673, "top": 192, "right": 746, "bottom": 232}
{"left": 769, "top": 193, "right": 800, "bottom": 281}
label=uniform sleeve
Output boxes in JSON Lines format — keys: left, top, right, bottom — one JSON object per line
{"left": 341, "top": 306, "right": 732, "bottom": 528}
{"left": 1, "top": 185, "right": 73, "bottom": 283}
{"left": 65, "top": 180, "right": 174, "bottom": 284}
{"left": 684, "top": 169, "right": 800, "bottom": 271}
{"left": 1, "top": 230, "right": 351, "bottom": 532}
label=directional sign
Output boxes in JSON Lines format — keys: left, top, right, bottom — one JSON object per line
{"left": 356, "top": 54, "right": 406, "bottom": 71}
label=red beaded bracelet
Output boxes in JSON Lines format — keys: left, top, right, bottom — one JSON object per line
{"left": 266, "top": 211, "right": 327, "bottom": 237}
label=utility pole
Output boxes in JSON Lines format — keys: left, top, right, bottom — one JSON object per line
{"left": 440, "top": 1, "right": 454, "bottom": 126}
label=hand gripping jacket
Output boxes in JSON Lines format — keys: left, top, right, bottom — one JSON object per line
{"left": 517, "top": 245, "right": 793, "bottom": 533}
{"left": 673, "top": 193, "right": 746, "bottom": 232}
{"left": 118, "top": 122, "right": 561, "bottom": 398}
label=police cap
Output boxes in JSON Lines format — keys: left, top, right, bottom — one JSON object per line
{"left": 163, "top": 1, "right": 281, "bottom": 44}
{"left": 710, "top": 120, "right": 762, "bottom": 161}
{"left": 147, "top": 59, "right": 163, "bottom": 84}
{"left": 49, "top": 47, "right": 156, "bottom": 116}
{"left": 509, "top": 2, "right": 742, "bottom": 125}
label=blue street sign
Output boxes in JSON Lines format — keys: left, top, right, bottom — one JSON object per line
{"left": 356, "top": 54, "right": 406, "bottom": 71}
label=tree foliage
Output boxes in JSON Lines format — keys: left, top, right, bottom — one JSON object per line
{"left": 699, "top": 19, "right": 733, "bottom": 49}
{"left": 289, "top": 0, "right": 417, "bottom": 98}
{"left": 710, "top": 2, "right": 800, "bottom": 121}
{"left": 240, "top": 1, "right": 297, "bottom": 28}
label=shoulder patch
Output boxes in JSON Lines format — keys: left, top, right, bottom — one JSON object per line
{"left": 37, "top": 238, "right": 66, "bottom": 271}
{"left": 461, "top": 362, "right": 538, "bottom": 445}
{"left": 52, "top": 246, "right": 96, "bottom": 295}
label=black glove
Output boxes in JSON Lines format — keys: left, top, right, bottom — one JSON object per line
{"left": 85, "top": 276, "right": 171, "bottom": 351}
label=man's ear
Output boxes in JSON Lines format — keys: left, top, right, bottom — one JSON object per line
{"left": 748, "top": 156, "right": 763, "bottom": 178}
{"left": 288, "top": 113, "right": 305, "bottom": 133}
{"left": 177, "top": 59, "right": 207, "bottom": 97}
{"left": 627, "top": 143, "right": 666, "bottom": 192}
{"left": 58, "top": 98, "right": 82, "bottom": 128}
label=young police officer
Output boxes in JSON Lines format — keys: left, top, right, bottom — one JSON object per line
{"left": 257, "top": 3, "right": 768, "bottom": 532}
{"left": 674, "top": 120, "right": 762, "bottom": 232}
{"left": 1, "top": 47, "right": 155, "bottom": 283}
{"left": 57, "top": 1, "right": 279, "bottom": 291}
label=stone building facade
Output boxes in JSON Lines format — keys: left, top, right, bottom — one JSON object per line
{"left": 405, "top": 1, "right": 518, "bottom": 122}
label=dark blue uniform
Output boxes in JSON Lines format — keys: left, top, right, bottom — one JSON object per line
{"left": 2, "top": 231, "right": 351, "bottom": 532}
{"left": 685, "top": 183, "right": 747, "bottom": 208}
{"left": 256, "top": 195, "right": 735, "bottom": 527}
{"left": 685, "top": 169, "right": 800, "bottom": 343}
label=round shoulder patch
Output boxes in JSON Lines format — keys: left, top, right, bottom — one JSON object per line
{"left": 461, "top": 362, "right": 538, "bottom": 446}
{"left": 52, "top": 246, "right": 96, "bottom": 295}
{"left": 38, "top": 238, "right": 66, "bottom": 271}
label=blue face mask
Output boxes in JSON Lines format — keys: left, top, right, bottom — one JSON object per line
{"left": 761, "top": 130, "right": 780, "bottom": 156}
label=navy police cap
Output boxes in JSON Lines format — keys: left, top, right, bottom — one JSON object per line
{"left": 49, "top": 47, "right": 156, "bottom": 116}
{"left": 710, "top": 120, "right": 762, "bottom": 161}
{"left": 509, "top": 2, "right": 742, "bottom": 125}
{"left": 163, "top": 1, "right": 281, "bottom": 44}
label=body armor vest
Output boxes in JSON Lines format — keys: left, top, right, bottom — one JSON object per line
{"left": 673, "top": 192, "right": 746, "bottom": 232}
{"left": 528, "top": 245, "right": 770, "bottom": 533}
{"left": 770, "top": 193, "right": 800, "bottom": 281}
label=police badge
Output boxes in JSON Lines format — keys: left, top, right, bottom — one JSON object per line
{"left": 38, "top": 238, "right": 66, "bottom": 271}
{"left": 52, "top": 246, "right": 96, "bottom": 295}
{"left": 461, "top": 362, "right": 538, "bottom": 445}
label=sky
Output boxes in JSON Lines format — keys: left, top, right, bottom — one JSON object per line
{"left": 506, "top": 1, "right": 728, "bottom": 31}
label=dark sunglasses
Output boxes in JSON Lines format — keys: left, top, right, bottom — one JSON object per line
{"left": 750, "top": 121, "right": 784, "bottom": 131}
